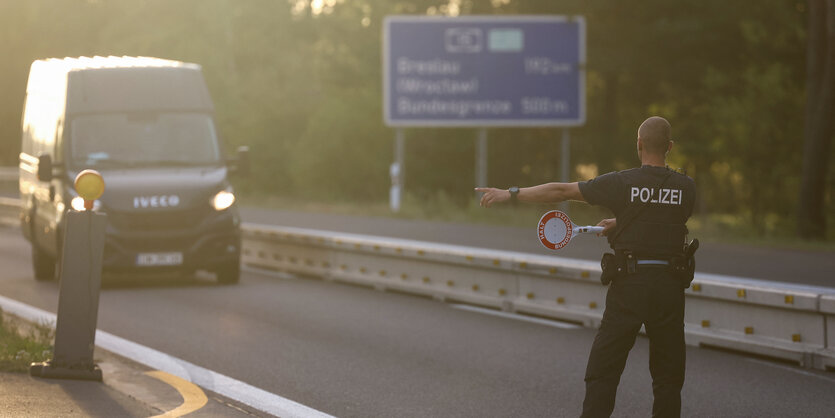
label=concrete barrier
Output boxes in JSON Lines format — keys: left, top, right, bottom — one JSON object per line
{"left": 2, "top": 194, "right": 834, "bottom": 370}
{"left": 0, "top": 197, "right": 21, "bottom": 227}
{"left": 241, "top": 223, "right": 835, "bottom": 370}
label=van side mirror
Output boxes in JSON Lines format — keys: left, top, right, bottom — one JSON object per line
{"left": 37, "top": 153, "right": 53, "bottom": 182}
{"left": 234, "top": 146, "right": 250, "bottom": 176}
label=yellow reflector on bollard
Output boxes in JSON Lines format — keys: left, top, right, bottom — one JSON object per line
{"left": 379, "top": 270, "right": 386, "bottom": 276}
{"left": 526, "top": 292, "right": 534, "bottom": 299}
{"left": 701, "top": 320, "right": 710, "bottom": 328}
{"left": 400, "top": 273, "right": 408, "bottom": 280}
{"left": 519, "top": 262, "right": 527, "bottom": 269}
{"left": 589, "top": 302, "right": 597, "bottom": 309}
{"left": 472, "top": 284, "right": 480, "bottom": 291}
{"left": 692, "top": 283, "right": 701, "bottom": 291}
{"left": 549, "top": 267, "right": 557, "bottom": 275}
{"left": 422, "top": 276, "right": 430, "bottom": 283}
{"left": 792, "top": 334, "right": 801, "bottom": 342}
{"left": 581, "top": 271, "right": 590, "bottom": 278}
{"left": 446, "top": 280, "right": 454, "bottom": 287}
{"left": 556, "top": 297, "right": 565, "bottom": 304}
{"left": 785, "top": 295, "right": 794, "bottom": 304}
{"left": 498, "top": 288, "right": 506, "bottom": 296}
{"left": 737, "top": 289, "right": 746, "bottom": 298}
{"left": 74, "top": 169, "right": 105, "bottom": 210}
{"left": 744, "top": 326, "right": 754, "bottom": 335}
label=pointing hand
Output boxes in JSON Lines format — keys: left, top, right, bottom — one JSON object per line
{"left": 474, "top": 187, "right": 510, "bottom": 208}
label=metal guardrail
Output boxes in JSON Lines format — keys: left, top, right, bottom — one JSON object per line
{"left": 0, "top": 166, "right": 17, "bottom": 182}
{"left": 241, "top": 224, "right": 835, "bottom": 371}
{"left": 0, "top": 197, "right": 21, "bottom": 227}
{"left": 1, "top": 195, "right": 834, "bottom": 370}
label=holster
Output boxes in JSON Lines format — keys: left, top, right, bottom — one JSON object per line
{"left": 671, "top": 239, "right": 699, "bottom": 288}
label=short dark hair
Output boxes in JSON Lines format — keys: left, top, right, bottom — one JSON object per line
{"left": 638, "top": 116, "right": 671, "bottom": 154}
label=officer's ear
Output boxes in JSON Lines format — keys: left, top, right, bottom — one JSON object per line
{"left": 667, "top": 140, "right": 674, "bottom": 154}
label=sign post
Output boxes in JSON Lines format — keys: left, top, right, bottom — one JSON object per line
{"left": 475, "top": 128, "right": 488, "bottom": 195}
{"left": 383, "top": 15, "right": 586, "bottom": 207}
{"left": 390, "top": 129, "right": 405, "bottom": 212}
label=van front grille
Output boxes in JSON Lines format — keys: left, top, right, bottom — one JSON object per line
{"left": 106, "top": 207, "right": 210, "bottom": 231}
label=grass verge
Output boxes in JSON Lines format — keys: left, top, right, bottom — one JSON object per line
{"left": 0, "top": 308, "right": 53, "bottom": 373}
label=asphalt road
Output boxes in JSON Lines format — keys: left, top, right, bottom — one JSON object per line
{"left": 240, "top": 207, "right": 835, "bottom": 288}
{"left": 2, "top": 226, "right": 835, "bottom": 417}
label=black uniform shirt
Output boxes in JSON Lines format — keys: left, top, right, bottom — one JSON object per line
{"left": 579, "top": 165, "right": 696, "bottom": 256}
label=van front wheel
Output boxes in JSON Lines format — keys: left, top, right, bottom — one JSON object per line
{"left": 216, "top": 262, "right": 240, "bottom": 285}
{"left": 32, "top": 244, "right": 56, "bottom": 281}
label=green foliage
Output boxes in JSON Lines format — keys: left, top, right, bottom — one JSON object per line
{"left": 0, "top": 309, "right": 54, "bottom": 373}
{"left": 289, "top": 90, "right": 391, "bottom": 199}
{"left": 0, "top": 0, "right": 830, "bottom": 239}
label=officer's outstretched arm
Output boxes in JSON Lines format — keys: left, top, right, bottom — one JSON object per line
{"left": 520, "top": 182, "right": 586, "bottom": 204}
{"left": 476, "top": 182, "right": 585, "bottom": 208}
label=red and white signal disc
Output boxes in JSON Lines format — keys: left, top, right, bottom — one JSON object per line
{"left": 538, "top": 210, "right": 573, "bottom": 250}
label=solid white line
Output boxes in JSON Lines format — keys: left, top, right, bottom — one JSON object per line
{"left": 0, "top": 294, "right": 334, "bottom": 418}
{"left": 745, "top": 358, "right": 835, "bottom": 384}
{"left": 451, "top": 304, "right": 582, "bottom": 329}
{"left": 243, "top": 266, "right": 583, "bottom": 331}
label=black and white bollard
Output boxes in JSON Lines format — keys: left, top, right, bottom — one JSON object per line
{"left": 30, "top": 170, "right": 106, "bottom": 381}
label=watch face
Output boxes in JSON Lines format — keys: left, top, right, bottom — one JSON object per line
{"left": 510, "top": 187, "right": 519, "bottom": 194}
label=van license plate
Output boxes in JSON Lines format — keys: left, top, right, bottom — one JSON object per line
{"left": 136, "top": 252, "right": 183, "bottom": 266}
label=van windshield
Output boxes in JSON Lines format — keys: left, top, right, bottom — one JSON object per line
{"left": 69, "top": 113, "right": 221, "bottom": 168}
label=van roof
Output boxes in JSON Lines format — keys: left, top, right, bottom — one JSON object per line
{"left": 28, "top": 56, "right": 214, "bottom": 114}
{"left": 33, "top": 56, "right": 201, "bottom": 73}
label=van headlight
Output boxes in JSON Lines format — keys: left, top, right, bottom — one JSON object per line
{"left": 212, "top": 189, "right": 236, "bottom": 211}
{"left": 70, "top": 196, "right": 101, "bottom": 211}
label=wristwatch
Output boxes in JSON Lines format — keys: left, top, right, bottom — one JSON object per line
{"left": 508, "top": 186, "right": 520, "bottom": 203}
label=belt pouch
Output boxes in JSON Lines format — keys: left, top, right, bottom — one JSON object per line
{"left": 600, "top": 253, "right": 617, "bottom": 285}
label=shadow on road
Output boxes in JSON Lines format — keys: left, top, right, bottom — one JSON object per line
{"left": 99, "top": 271, "right": 224, "bottom": 290}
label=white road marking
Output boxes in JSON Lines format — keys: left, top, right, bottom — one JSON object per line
{"left": 746, "top": 358, "right": 835, "bottom": 384}
{"left": 244, "top": 265, "right": 582, "bottom": 331}
{"left": 451, "top": 304, "right": 582, "bottom": 329}
{"left": 0, "top": 294, "right": 334, "bottom": 418}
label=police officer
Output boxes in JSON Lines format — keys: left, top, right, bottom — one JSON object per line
{"left": 476, "top": 116, "right": 695, "bottom": 418}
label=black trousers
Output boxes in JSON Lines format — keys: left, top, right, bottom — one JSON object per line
{"left": 580, "top": 267, "right": 686, "bottom": 418}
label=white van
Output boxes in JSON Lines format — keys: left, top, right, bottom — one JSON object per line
{"left": 19, "top": 56, "right": 248, "bottom": 283}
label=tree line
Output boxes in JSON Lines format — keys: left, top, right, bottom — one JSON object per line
{"left": 0, "top": 0, "right": 830, "bottom": 239}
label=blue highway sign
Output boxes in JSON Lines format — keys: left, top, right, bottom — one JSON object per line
{"left": 383, "top": 15, "right": 585, "bottom": 127}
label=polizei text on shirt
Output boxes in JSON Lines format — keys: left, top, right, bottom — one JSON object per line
{"left": 630, "top": 187, "right": 684, "bottom": 205}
